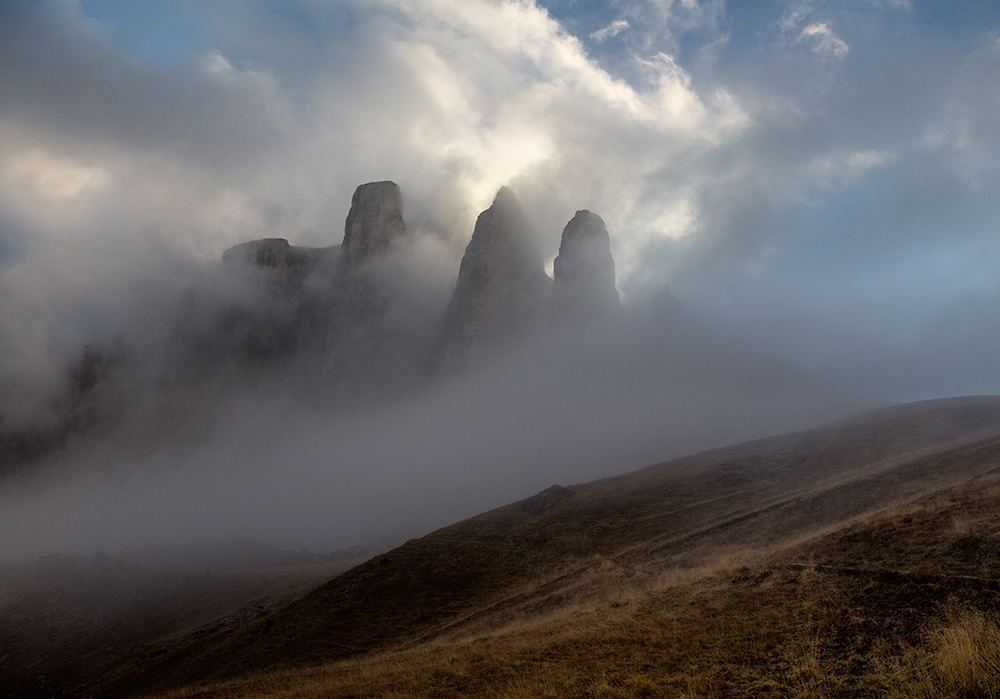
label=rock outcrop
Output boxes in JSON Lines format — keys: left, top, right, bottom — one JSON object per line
{"left": 325, "top": 181, "right": 413, "bottom": 394}
{"left": 551, "top": 210, "right": 619, "bottom": 324}
{"left": 439, "top": 187, "right": 550, "bottom": 369}
{"left": 1, "top": 178, "right": 640, "bottom": 477}
{"left": 164, "top": 239, "right": 338, "bottom": 388}
{"left": 334, "top": 182, "right": 406, "bottom": 319}
{"left": 341, "top": 181, "right": 407, "bottom": 267}
{"left": 221, "top": 238, "right": 336, "bottom": 296}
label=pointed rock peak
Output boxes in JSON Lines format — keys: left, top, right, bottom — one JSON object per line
{"left": 461, "top": 185, "right": 544, "bottom": 287}
{"left": 482, "top": 186, "right": 530, "bottom": 232}
{"left": 466, "top": 185, "right": 540, "bottom": 272}
{"left": 552, "top": 210, "right": 620, "bottom": 323}
{"left": 342, "top": 181, "right": 406, "bottom": 266}
{"left": 492, "top": 185, "right": 518, "bottom": 207}
{"left": 438, "top": 186, "right": 549, "bottom": 369}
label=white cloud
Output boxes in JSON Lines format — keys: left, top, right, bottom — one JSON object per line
{"left": 3, "top": 0, "right": 1000, "bottom": 413}
{"left": 590, "top": 19, "right": 630, "bottom": 43}
{"left": 313, "top": 0, "right": 751, "bottom": 251}
{"left": 5, "top": 0, "right": 1000, "bottom": 559}
{"left": 779, "top": 2, "right": 813, "bottom": 36}
{"left": 797, "top": 22, "right": 849, "bottom": 60}
{"left": 202, "top": 50, "right": 234, "bottom": 77}
{"left": 870, "top": 0, "right": 913, "bottom": 10}
{"left": 599, "top": 0, "right": 725, "bottom": 58}
{"left": 807, "top": 149, "right": 893, "bottom": 187}
{"left": 2, "top": 149, "right": 110, "bottom": 205}
{"left": 0, "top": 0, "right": 757, "bottom": 387}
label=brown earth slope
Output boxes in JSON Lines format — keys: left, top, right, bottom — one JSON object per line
{"left": 76, "top": 395, "right": 1000, "bottom": 697}
{"left": 0, "top": 544, "right": 369, "bottom": 698}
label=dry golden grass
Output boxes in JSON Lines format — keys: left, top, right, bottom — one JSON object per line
{"left": 147, "top": 477, "right": 1000, "bottom": 699}
{"left": 933, "top": 610, "right": 1000, "bottom": 697}
{"left": 144, "top": 563, "right": 986, "bottom": 698}
{"left": 46, "top": 396, "right": 1000, "bottom": 697}
{"left": 880, "top": 608, "right": 1000, "bottom": 699}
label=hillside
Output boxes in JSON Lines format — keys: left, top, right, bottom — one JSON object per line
{"left": 60, "top": 395, "right": 1000, "bottom": 697}
{"left": 0, "top": 544, "right": 369, "bottom": 697}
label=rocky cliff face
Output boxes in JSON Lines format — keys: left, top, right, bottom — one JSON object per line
{"left": 164, "top": 237, "right": 338, "bottom": 390}
{"left": 551, "top": 210, "right": 619, "bottom": 324}
{"left": 340, "top": 181, "right": 407, "bottom": 267}
{"left": 325, "top": 181, "right": 416, "bottom": 395}
{"left": 438, "top": 187, "right": 550, "bottom": 369}
{"left": 334, "top": 182, "right": 406, "bottom": 319}
{"left": 221, "top": 238, "right": 335, "bottom": 296}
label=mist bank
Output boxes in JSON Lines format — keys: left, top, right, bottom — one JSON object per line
{"left": 0, "top": 291, "right": 868, "bottom": 561}
{"left": 4, "top": 1, "right": 1000, "bottom": 560}
{"left": 0, "top": 175, "right": 876, "bottom": 560}
{"left": 0, "top": 175, "right": 979, "bottom": 562}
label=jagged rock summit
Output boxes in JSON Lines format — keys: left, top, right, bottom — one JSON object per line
{"left": 0, "top": 179, "right": 639, "bottom": 476}
{"left": 551, "top": 210, "right": 620, "bottom": 323}
{"left": 341, "top": 181, "right": 406, "bottom": 267}
{"left": 439, "top": 187, "right": 550, "bottom": 369}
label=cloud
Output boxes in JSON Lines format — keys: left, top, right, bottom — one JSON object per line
{"left": 0, "top": 0, "right": 748, "bottom": 307}
{"left": 2, "top": 0, "right": 1000, "bottom": 557}
{"left": 870, "top": 0, "right": 912, "bottom": 10}
{"left": 2, "top": 0, "right": 997, "bottom": 404}
{"left": 797, "top": 22, "right": 849, "bottom": 60}
{"left": 591, "top": 19, "right": 630, "bottom": 43}
{"left": 600, "top": 0, "right": 725, "bottom": 60}
{"left": 2, "top": 150, "right": 111, "bottom": 203}
{"left": 806, "top": 148, "right": 892, "bottom": 189}
{"left": 0, "top": 299, "right": 865, "bottom": 559}
{"left": 779, "top": 1, "right": 813, "bottom": 36}
{"left": 777, "top": 3, "right": 851, "bottom": 63}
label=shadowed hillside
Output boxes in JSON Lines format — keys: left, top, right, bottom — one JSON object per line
{"left": 60, "top": 395, "right": 1000, "bottom": 697}
{"left": 0, "top": 543, "right": 370, "bottom": 697}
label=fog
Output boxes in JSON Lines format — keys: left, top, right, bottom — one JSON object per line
{"left": 0, "top": 293, "right": 859, "bottom": 559}
{"left": 1, "top": 0, "right": 999, "bottom": 559}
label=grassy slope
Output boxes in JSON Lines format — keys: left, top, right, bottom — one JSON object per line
{"left": 84, "top": 396, "right": 1000, "bottom": 697}
{"left": 0, "top": 547, "right": 368, "bottom": 697}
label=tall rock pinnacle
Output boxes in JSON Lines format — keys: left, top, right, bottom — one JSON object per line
{"left": 341, "top": 181, "right": 406, "bottom": 267}
{"left": 334, "top": 180, "right": 409, "bottom": 322}
{"left": 439, "top": 187, "right": 550, "bottom": 368}
{"left": 551, "top": 210, "right": 620, "bottom": 323}
{"left": 326, "top": 181, "right": 411, "bottom": 392}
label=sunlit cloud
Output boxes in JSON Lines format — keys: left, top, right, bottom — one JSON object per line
{"left": 591, "top": 19, "right": 630, "bottom": 43}
{"left": 0, "top": 1, "right": 999, "bottom": 562}
{"left": 0, "top": 0, "right": 998, "bottom": 569}
{"left": 797, "top": 22, "right": 849, "bottom": 61}
{"left": 2, "top": 150, "right": 110, "bottom": 204}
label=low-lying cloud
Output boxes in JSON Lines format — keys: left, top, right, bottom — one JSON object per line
{"left": 1, "top": 0, "right": 999, "bottom": 558}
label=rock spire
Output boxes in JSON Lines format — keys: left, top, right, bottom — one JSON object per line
{"left": 325, "top": 181, "right": 412, "bottom": 392}
{"left": 439, "top": 187, "right": 550, "bottom": 369}
{"left": 341, "top": 181, "right": 406, "bottom": 266}
{"left": 551, "top": 210, "right": 619, "bottom": 323}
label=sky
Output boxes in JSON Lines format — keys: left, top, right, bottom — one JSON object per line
{"left": 2, "top": 0, "right": 1000, "bottom": 556}
{"left": 2, "top": 0, "right": 998, "bottom": 405}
